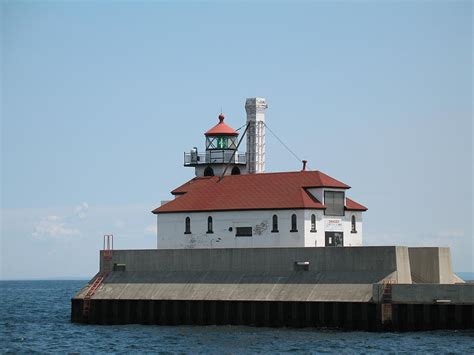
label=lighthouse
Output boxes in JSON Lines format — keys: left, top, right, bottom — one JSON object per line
{"left": 154, "top": 97, "right": 367, "bottom": 249}
{"left": 73, "top": 96, "right": 470, "bottom": 330}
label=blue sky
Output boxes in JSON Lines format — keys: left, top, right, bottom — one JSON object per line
{"left": 1, "top": 1, "right": 472, "bottom": 279}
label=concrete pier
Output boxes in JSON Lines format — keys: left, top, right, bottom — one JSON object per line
{"left": 71, "top": 246, "right": 474, "bottom": 330}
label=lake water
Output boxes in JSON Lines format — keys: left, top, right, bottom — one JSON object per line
{"left": 1, "top": 280, "right": 473, "bottom": 353}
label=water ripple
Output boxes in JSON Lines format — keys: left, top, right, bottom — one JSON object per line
{"left": 1, "top": 280, "right": 473, "bottom": 353}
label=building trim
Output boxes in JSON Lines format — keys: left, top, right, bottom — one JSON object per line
{"left": 345, "top": 207, "right": 368, "bottom": 211}
{"left": 153, "top": 207, "right": 327, "bottom": 215}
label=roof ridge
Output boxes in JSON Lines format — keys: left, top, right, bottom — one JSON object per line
{"left": 219, "top": 170, "right": 323, "bottom": 178}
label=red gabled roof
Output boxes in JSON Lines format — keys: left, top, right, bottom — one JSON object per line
{"left": 345, "top": 197, "right": 368, "bottom": 211}
{"left": 171, "top": 176, "right": 214, "bottom": 195}
{"left": 204, "top": 114, "right": 239, "bottom": 136}
{"left": 152, "top": 170, "right": 366, "bottom": 214}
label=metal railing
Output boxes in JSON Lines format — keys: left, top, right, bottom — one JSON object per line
{"left": 184, "top": 151, "right": 247, "bottom": 166}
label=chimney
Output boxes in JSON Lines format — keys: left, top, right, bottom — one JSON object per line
{"left": 245, "top": 98, "right": 267, "bottom": 174}
{"left": 301, "top": 160, "right": 307, "bottom": 171}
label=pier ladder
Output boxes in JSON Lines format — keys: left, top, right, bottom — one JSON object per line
{"left": 83, "top": 234, "right": 114, "bottom": 318}
{"left": 381, "top": 279, "right": 396, "bottom": 324}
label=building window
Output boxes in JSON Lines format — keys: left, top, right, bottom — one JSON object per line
{"left": 351, "top": 215, "right": 357, "bottom": 233}
{"left": 290, "top": 214, "right": 298, "bottom": 232}
{"left": 207, "top": 216, "right": 213, "bottom": 234}
{"left": 184, "top": 217, "right": 191, "bottom": 234}
{"left": 324, "top": 191, "right": 345, "bottom": 216}
{"left": 216, "top": 136, "right": 228, "bottom": 149}
{"left": 271, "top": 215, "right": 279, "bottom": 233}
{"left": 204, "top": 166, "right": 214, "bottom": 176}
{"left": 231, "top": 166, "right": 241, "bottom": 175}
{"left": 228, "top": 137, "right": 237, "bottom": 149}
{"left": 310, "top": 214, "right": 317, "bottom": 232}
{"left": 236, "top": 227, "right": 252, "bottom": 237}
{"left": 206, "top": 137, "right": 216, "bottom": 149}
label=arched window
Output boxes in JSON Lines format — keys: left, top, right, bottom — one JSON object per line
{"left": 207, "top": 216, "right": 213, "bottom": 234}
{"left": 271, "top": 215, "right": 279, "bottom": 233}
{"left": 351, "top": 215, "right": 357, "bottom": 233}
{"left": 310, "top": 214, "right": 317, "bottom": 232}
{"left": 204, "top": 166, "right": 214, "bottom": 176}
{"left": 290, "top": 214, "right": 298, "bottom": 232}
{"left": 231, "top": 166, "right": 241, "bottom": 175}
{"left": 184, "top": 217, "right": 191, "bottom": 234}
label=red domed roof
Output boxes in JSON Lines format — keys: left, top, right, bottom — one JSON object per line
{"left": 204, "top": 114, "right": 239, "bottom": 136}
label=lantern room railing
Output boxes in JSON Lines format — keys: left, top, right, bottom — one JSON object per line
{"left": 184, "top": 150, "right": 247, "bottom": 166}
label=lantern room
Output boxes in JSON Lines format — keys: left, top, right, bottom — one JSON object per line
{"left": 204, "top": 114, "right": 239, "bottom": 150}
{"left": 184, "top": 114, "right": 247, "bottom": 177}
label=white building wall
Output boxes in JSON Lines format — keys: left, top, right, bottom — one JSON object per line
{"left": 156, "top": 208, "right": 363, "bottom": 249}
{"left": 303, "top": 209, "right": 324, "bottom": 247}
{"left": 157, "top": 210, "right": 306, "bottom": 249}
{"left": 343, "top": 211, "right": 363, "bottom": 246}
{"left": 305, "top": 187, "right": 363, "bottom": 247}
{"left": 195, "top": 164, "right": 247, "bottom": 177}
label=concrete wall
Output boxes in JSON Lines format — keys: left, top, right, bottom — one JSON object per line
{"left": 156, "top": 209, "right": 362, "bottom": 249}
{"left": 83, "top": 246, "right": 413, "bottom": 304}
{"left": 80, "top": 276, "right": 377, "bottom": 303}
{"left": 102, "top": 246, "right": 407, "bottom": 277}
{"left": 396, "top": 246, "right": 413, "bottom": 283}
{"left": 97, "top": 247, "right": 467, "bottom": 287}
{"left": 408, "top": 247, "right": 457, "bottom": 284}
{"left": 390, "top": 284, "right": 474, "bottom": 304}
{"left": 86, "top": 246, "right": 466, "bottom": 305}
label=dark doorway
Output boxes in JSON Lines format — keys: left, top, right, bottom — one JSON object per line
{"left": 204, "top": 166, "right": 214, "bottom": 176}
{"left": 231, "top": 166, "right": 241, "bottom": 175}
{"left": 325, "top": 232, "right": 343, "bottom": 247}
